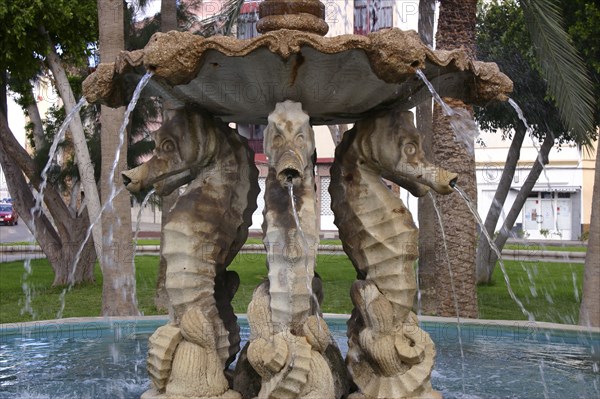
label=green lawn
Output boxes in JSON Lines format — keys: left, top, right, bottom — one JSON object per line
{"left": 504, "top": 243, "right": 587, "bottom": 252}
{"left": 4, "top": 239, "right": 585, "bottom": 252}
{"left": 0, "top": 255, "right": 583, "bottom": 325}
{"left": 477, "top": 261, "right": 583, "bottom": 324}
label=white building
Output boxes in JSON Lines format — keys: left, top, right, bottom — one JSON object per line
{"left": 476, "top": 130, "right": 596, "bottom": 240}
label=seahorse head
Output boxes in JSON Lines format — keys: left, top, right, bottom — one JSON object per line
{"left": 354, "top": 109, "right": 457, "bottom": 195}
{"left": 122, "top": 107, "right": 221, "bottom": 195}
{"left": 264, "top": 100, "right": 316, "bottom": 188}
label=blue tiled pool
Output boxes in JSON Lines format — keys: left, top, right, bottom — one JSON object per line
{"left": 0, "top": 317, "right": 598, "bottom": 398}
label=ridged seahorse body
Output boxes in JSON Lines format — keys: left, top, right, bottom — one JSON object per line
{"left": 163, "top": 121, "right": 258, "bottom": 368}
{"left": 330, "top": 109, "right": 456, "bottom": 399}
{"left": 237, "top": 101, "right": 348, "bottom": 399}
{"left": 124, "top": 107, "right": 259, "bottom": 398}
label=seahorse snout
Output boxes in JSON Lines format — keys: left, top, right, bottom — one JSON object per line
{"left": 276, "top": 150, "right": 305, "bottom": 187}
{"left": 122, "top": 165, "right": 148, "bottom": 193}
{"left": 427, "top": 168, "right": 458, "bottom": 195}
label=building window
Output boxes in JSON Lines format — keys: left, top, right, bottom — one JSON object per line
{"left": 238, "top": 124, "right": 265, "bottom": 154}
{"left": 237, "top": 1, "right": 261, "bottom": 39}
{"left": 354, "top": 0, "right": 393, "bottom": 35}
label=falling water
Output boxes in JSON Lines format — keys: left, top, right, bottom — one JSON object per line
{"left": 452, "top": 184, "right": 536, "bottom": 321}
{"left": 415, "top": 262, "right": 423, "bottom": 318}
{"left": 56, "top": 187, "right": 128, "bottom": 319}
{"left": 507, "top": 98, "right": 549, "bottom": 171}
{"left": 31, "top": 98, "right": 86, "bottom": 211}
{"left": 539, "top": 359, "right": 550, "bottom": 399}
{"left": 507, "top": 98, "right": 555, "bottom": 193}
{"left": 22, "top": 97, "right": 88, "bottom": 318}
{"left": 572, "top": 271, "right": 580, "bottom": 302}
{"left": 53, "top": 72, "right": 154, "bottom": 318}
{"left": 132, "top": 189, "right": 156, "bottom": 259}
{"left": 286, "top": 182, "right": 322, "bottom": 327}
{"left": 415, "top": 70, "right": 480, "bottom": 155}
{"left": 31, "top": 97, "right": 88, "bottom": 222}
{"left": 104, "top": 72, "right": 154, "bottom": 241}
{"left": 20, "top": 260, "right": 35, "bottom": 318}
{"left": 415, "top": 70, "right": 453, "bottom": 115}
{"left": 428, "top": 192, "right": 466, "bottom": 393}
{"left": 428, "top": 86, "right": 558, "bottom": 311}
{"left": 507, "top": 98, "right": 563, "bottom": 241}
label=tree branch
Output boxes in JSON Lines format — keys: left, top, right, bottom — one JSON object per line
{"left": 491, "top": 133, "right": 555, "bottom": 265}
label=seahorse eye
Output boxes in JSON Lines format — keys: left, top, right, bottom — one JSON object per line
{"left": 273, "top": 135, "right": 284, "bottom": 147}
{"left": 162, "top": 139, "right": 175, "bottom": 152}
{"left": 404, "top": 143, "right": 417, "bottom": 156}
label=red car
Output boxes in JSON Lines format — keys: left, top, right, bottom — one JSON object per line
{"left": 0, "top": 203, "right": 18, "bottom": 225}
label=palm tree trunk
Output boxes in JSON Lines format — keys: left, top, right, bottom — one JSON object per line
{"left": 431, "top": 100, "right": 479, "bottom": 318}
{"left": 98, "top": 0, "right": 139, "bottom": 316}
{"left": 161, "top": 0, "right": 178, "bottom": 31}
{"left": 476, "top": 124, "right": 526, "bottom": 283}
{"left": 427, "top": 0, "right": 479, "bottom": 318}
{"left": 416, "top": 0, "right": 437, "bottom": 315}
{"left": 579, "top": 143, "right": 600, "bottom": 327}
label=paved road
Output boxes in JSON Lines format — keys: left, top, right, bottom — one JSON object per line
{"left": 0, "top": 222, "right": 34, "bottom": 243}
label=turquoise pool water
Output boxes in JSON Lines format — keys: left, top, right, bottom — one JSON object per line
{"left": 0, "top": 318, "right": 598, "bottom": 398}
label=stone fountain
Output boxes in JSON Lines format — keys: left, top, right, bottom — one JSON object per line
{"left": 82, "top": 1, "right": 512, "bottom": 398}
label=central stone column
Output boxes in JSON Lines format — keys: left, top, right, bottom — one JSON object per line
{"left": 257, "top": 0, "right": 329, "bottom": 35}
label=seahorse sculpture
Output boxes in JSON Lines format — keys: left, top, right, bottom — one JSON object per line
{"left": 329, "top": 109, "right": 457, "bottom": 399}
{"left": 122, "top": 106, "right": 259, "bottom": 398}
{"left": 235, "top": 101, "right": 348, "bottom": 399}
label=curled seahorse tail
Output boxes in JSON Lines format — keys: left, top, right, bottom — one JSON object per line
{"left": 264, "top": 336, "right": 313, "bottom": 398}
{"left": 146, "top": 324, "right": 182, "bottom": 392}
{"left": 163, "top": 227, "right": 232, "bottom": 366}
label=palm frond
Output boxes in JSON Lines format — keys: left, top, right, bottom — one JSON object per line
{"left": 197, "top": 0, "right": 245, "bottom": 37}
{"left": 520, "top": 0, "right": 596, "bottom": 148}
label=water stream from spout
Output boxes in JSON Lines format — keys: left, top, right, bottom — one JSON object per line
{"left": 55, "top": 72, "right": 153, "bottom": 318}
{"left": 507, "top": 98, "right": 563, "bottom": 241}
{"left": 132, "top": 189, "right": 156, "bottom": 259}
{"left": 415, "top": 263, "right": 422, "bottom": 318}
{"left": 415, "top": 70, "right": 480, "bottom": 155}
{"left": 22, "top": 97, "right": 89, "bottom": 318}
{"left": 21, "top": 259, "right": 35, "bottom": 318}
{"left": 508, "top": 99, "right": 550, "bottom": 174}
{"left": 57, "top": 186, "right": 127, "bottom": 318}
{"left": 428, "top": 192, "right": 465, "bottom": 393}
{"left": 286, "top": 181, "right": 322, "bottom": 329}
{"left": 453, "top": 185, "right": 535, "bottom": 321}
{"left": 539, "top": 359, "right": 550, "bottom": 399}
{"left": 415, "top": 70, "right": 454, "bottom": 116}
{"left": 31, "top": 97, "right": 88, "bottom": 222}
{"left": 104, "top": 72, "right": 154, "bottom": 241}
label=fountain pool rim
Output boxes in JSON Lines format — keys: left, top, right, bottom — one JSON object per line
{"left": 2, "top": 314, "right": 599, "bottom": 339}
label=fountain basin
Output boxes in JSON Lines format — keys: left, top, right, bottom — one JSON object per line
{"left": 0, "top": 316, "right": 597, "bottom": 399}
{"left": 82, "top": 29, "right": 512, "bottom": 124}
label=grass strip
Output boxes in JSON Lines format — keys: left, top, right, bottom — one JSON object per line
{"left": 0, "top": 255, "right": 583, "bottom": 325}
